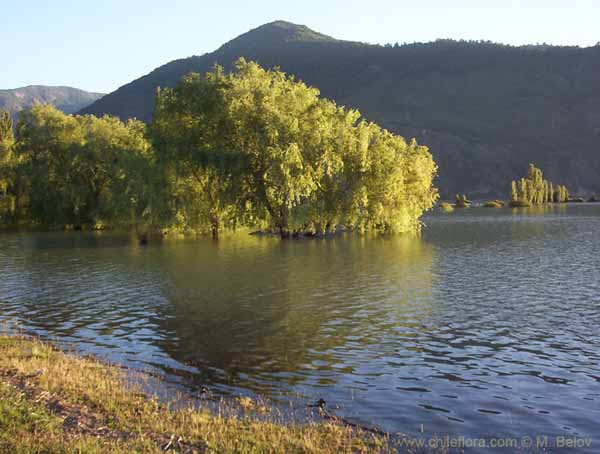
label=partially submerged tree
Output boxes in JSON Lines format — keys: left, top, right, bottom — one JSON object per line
{"left": 3, "top": 61, "right": 439, "bottom": 238}
{"left": 152, "top": 59, "right": 438, "bottom": 238}
{"left": 509, "top": 163, "right": 569, "bottom": 206}
{"left": 15, "top": 105, "right": 160, "bottom": 229}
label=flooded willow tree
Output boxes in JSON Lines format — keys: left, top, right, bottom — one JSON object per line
{"left": 1, "top": 60, "right": 437, "bottom": 239}
{"left": 151, "top": 59, "right": 439, "bottom": 239}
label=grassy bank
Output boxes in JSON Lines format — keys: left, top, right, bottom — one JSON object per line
{"left": 0, "top": 335, "right": 394, "bottom": 453}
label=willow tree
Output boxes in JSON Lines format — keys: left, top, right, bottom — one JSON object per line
{"left": 510, "top": 180, "right": 518, "bottom": 203}
{"left": 81, "top": 115, "right": 165, "bottom": 232}
{"left": 335, "top": 122, "right": 438, "bottom": 232}
{"left": 151, "top": 69, "right": 246, "bottom": 238}
{"left": 555, "top": 185, "right": 569, "bottom": 203}
{"left": 217, "top": 60, "right": 352, "bottom": 237}
{"left": 16, "top": 105, "right": 157, "bottom": 228}
{"left": 152, "top": 59, "right": 438, "bottom": 238}
{"left": 15, "top": 106, "right": 81, "bottom": 224}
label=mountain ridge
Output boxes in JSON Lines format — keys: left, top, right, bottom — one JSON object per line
{"left": 80, "top": 21, "right": 600, "bottom": 197}
{"left": 217, "top": 21, "right": 342, "bottom": 49}
{"left": 1, "top": 85, "right": 103, "bottom": 119}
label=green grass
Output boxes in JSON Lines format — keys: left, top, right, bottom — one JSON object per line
{"left": 0, "top": 335, "right": 393, "bottom": 453}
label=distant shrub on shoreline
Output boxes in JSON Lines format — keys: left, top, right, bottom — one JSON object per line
{"left": 440, "top": 202, "right": 454, "bottom": 212}
{"left": 454, "top": 194, "right": 471, "bottom": 208}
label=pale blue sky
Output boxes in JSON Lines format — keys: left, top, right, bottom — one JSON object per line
{"left": 1, "top": 0, "right": 598, "bottom": 93}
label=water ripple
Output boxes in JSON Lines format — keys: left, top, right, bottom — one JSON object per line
{"left": 1, "top": 205, "right": 599, "bottom": 445}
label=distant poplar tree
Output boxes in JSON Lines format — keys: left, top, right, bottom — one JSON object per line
{"left": 510, "top": 180, "right": 518, "bottom": 202}
{"left": 519, "top": 178, "right": 528, "bottom": 203}
{"left": 554, "top": 184, "right": 570, "bottom": 203}
{"left": 509, "top": 163, "right": 569, "bottom": 206}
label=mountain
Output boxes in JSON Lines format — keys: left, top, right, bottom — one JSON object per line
{"left": 80, "top": 21, "right": 600, "bottom": 197}
{"left": 1, "top": 86, "right": 103, "bottom": 119}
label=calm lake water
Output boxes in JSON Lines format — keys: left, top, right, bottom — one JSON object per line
{"left": 1, "top": 205, "right": 599, "bottom": 447}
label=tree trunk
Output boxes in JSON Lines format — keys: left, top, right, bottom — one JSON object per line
{"left": 211, "top": 214, "right": 219, "bottom": 240}
{"left": 278, "top": 208, "right": 289, "bottom": 239}
{"left": 279, "top": 225, "right": 288, "bottom": 239}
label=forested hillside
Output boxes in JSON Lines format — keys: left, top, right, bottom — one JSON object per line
{"left": 81, "top": 21, "right": 600, "bottom": 197}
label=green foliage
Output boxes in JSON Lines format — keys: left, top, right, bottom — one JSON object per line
{"left": 554, "top": 184, "right": 569, "bottom": 203}
{"left": 440, "top": 202, "right": 454, "bottom": 213}
{"left": 152, "top": 59, "right": 438, "bottom": 237}
{"left": 15, "top": 105, "right": 161, "bottom": 229}
{"left": 454, "top": 194, "right": 471, "bottom": 208}
{"left": 509, "top": 163, "right": 570, "bottom": 206}
{"left": 510, "top": 180, "right": 518, "bottom": 203}
{"left": 4, "top": 62, "right": 438, "bottom": 237}
{"left": 151, "top": 67, "right": 252, "bottom": 237}
{"left": 0, "top": 111, "right": 16, "bottom": 220}
{"left": 0, "top": 111, "right": 12, "bottom": 143}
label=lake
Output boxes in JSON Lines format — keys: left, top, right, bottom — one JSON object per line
{"left": 1, "top": 204, "right": 599, "bottom": 447}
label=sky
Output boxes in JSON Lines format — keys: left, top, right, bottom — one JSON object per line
{"left": 1, "top": 0, "right": 598, "bottom": 93}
